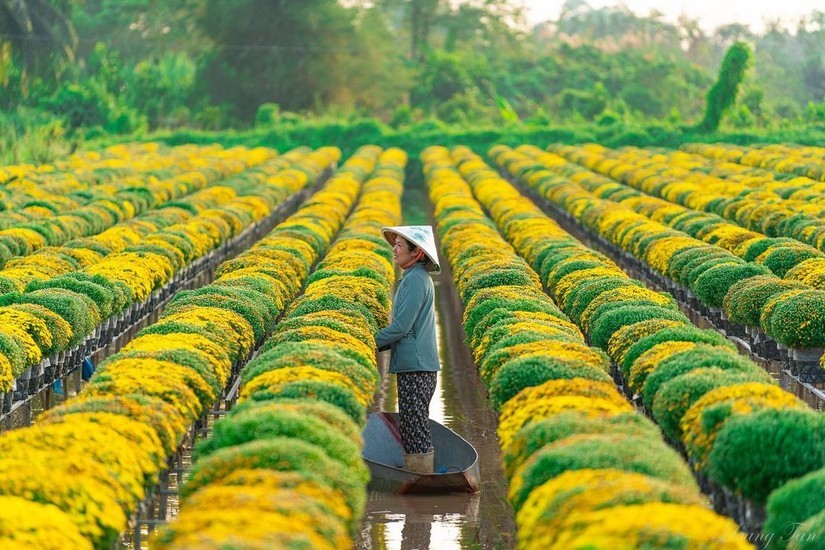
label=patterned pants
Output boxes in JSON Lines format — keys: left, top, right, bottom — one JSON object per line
{"left": 397, "top": 371, "right": 438, "bottom": 454}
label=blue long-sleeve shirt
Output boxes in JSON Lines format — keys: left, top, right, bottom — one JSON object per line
{"left": 375, "top": 263, "right": 440, "bottom": 373}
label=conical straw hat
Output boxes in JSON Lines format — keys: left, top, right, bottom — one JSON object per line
{"left": 381, "top": 225, "right": 441, "bottom": 274}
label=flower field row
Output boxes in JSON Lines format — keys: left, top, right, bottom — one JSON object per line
{"left": 0, "top": 142, "right": 200, "bottom": 207}
{"left": 155, "top": 147, "right": 405, "bottom": 549}
{"left": 530, "top": 146, "right": 825, "bottom": 343}
{"left": 0, "top": 142, "right": 203, "bottom": 187}
{"left": 683, "top": 142, "right": 825, "bottom": 181}
{"left": 493, "top": 146, "right": 825, "bottom": 354}
{"left": 0, "top": 145, "right": 366, "bottom": 549}
{"left": 529, "top": 145, "right": 825, "bottom": 286}
{"left": 0, "top": 147, "right": 339, "bottom": 402}
{"left": 0, "top": 145, "right": 273, "bottom": 268}
{"left": 0, "top": 147, "right": 310, "bottom": 293}
{"left": 549, "top": 144, "right": 825, "bottom": 259}
{"left": 422, "top": 145, "right": 753, "bottom": 549}
{"left": 596, "top": 144, "right": 825, "bottom": 206}
{"left": 483, "top": 145, "right": 825, "bottom": 545}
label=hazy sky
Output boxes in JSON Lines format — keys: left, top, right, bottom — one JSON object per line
{"left": 523, "top": 0, "right": 824, "bottom": 32}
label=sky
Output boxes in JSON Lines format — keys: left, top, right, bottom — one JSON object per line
{"left": 523, "top": 0, "right": 825, "bottom": 33}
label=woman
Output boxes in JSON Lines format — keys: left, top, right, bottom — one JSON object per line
{"left": 375, "top": 225, "right": 441, "bottom": 474}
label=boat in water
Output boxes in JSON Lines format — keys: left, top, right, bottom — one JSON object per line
{"left": 362, "top": 412, "right": 480, "bottom": 494}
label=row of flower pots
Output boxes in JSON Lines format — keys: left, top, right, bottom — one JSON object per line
{"left": 0, "top": 146, "right": 345, "bottom": 549}
{"left": 0, "top": 148, "right": 337, "bottom": 414}
{"left": 550, "top": 144, "right": 825, "bottom": 272}
{"left": 423, "top": 145, "right": 752, "bottom": 549}
{"left": 496, "top": 145, "right": 825, "bottom": 381}
{"left": 0, "top": 144, "right": 274, "bottom": 269}
{"left": 490, "top": 144, "right": 825, "bottom": 547}
{"left": 682, "top": 142, "right": 825, "bottom": 182}
{"left": 154, "top": 146, "right": 405, "bottom": 548}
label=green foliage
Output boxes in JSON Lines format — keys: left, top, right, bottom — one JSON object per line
{"left": 459, "top": 268, "right": 536, "bottom": 304}
{"left": 244, "top": 341, "right": 377, "bottom": 391}
{"left": 641, "top": 345, "right": 768, "bottom": 410}
{"left": 621, "top": 326, "right": 733, "bottom": 378}
{"left": 503, "top": 411, "right": 660, "bottom": 478}
{"left": 707, "top": 408, "right": 825, "bottom": 503}
{"left": 489, "top": 355, "right": 611, "bottom": 411}
{"left": 764, "top": 290, "right": 825, "bottom": 348}
{"left": 166, "top": 287, "right": 271, "bottom": 342}
{"left": 693, "top": 263, "right": 772, "bottom": 308}
{"left": 40, "top": 79, "right": 145, "bottom": 136}
{"left": 651, "top": 368, "right": 772, "bottom": 443}
{"left": 764, "top": 467, "right": 825, "bottom": 550}
{"left": 464, "top": 289, "right": 567, "bottom": 341}
{"left": 723, "top": 275, "right": 805, "bottom": 328}
{"left": 791, "top": 510, "right": 825, "bottom": 550}
{"left": 128, "top": 52, "right": 198, "bottom": 129}
{"left": 255, "top": 103, "right": 281, "bottom": 128}
{"left": 243, "top": 380, "right": 366, "bottom": 427}
{"left": 697, "top": 41, "right": 752, "bottom": 132}
{"left": 590, "top": 304, "right": 689, "bottom": 350}
{"left": 759, "top": 246, "right": 824, "bottom": 278}
{"left": 510, "top": 433, "right": 698, "bottom": 511}
{"left": 0, "top": 107, "right": 71, "bottom": 164}
{"left": 195, "top": 406, "right": 366, "bottom": 480}
{"left": 182, "top": 437, "right": 366, "bottom": 517}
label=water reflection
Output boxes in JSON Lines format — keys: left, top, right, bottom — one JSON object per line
{"left": 358, "top": 492, "right": 480, "bottom": 550}
{"left": 361, "top": 273, "right": 515, "bottom": 550}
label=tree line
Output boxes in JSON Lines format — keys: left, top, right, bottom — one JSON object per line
{"left": 0, "top": 0, "right": 823, "bottom": 147}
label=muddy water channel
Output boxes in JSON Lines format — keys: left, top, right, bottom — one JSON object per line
{"left": 356, "top": 268, "right": 516, "bottom": 550}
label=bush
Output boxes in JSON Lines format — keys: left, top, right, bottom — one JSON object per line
{"left": 764, "top": 290, "right": 825, "bottom": 348}
{"left": 789, "top": 509, "right": 825, "bottom": 550}
{"left": 489, "top": 355, "right": 611, "bottom": 411}
{"left": 563, "top": 276, "right": 641, "bottom": 321}
{"left": 652, "top": 367, "right": 774, "bottom": 442}
{"left": 759, "top": 246, "right": 823, "bottom": 278}
{"left": 723, "top": 275, "right": 803, "bottom": 327}
{"left": 503, "top": 411, "right": 659, "bottom": 479}
{"left": 286, "top": 294, "right": 378, "bottom": 333}
{"left": 27, "top": 276, "right": 116, "bottom": 321}
{"left": 182, "top": 438, "right": 365, "bottom": 517}
{"left": 694, "top": 263, "right": 772, "bottom": 308}
{"left": 641, "top": 344, "right": 768, "bottom": 410}
{"left": 764, "top": 467, "right": 825, "bottom": 550}
{"left": 195, "top": 406, "right": 365, "bottom": 480}
{"left": 708, "top": 408, "right": 825, "bottom": 503}
{"left": 607, "top": 318, "right": 687, "bottom": 367}
{"left": 590, "top": 304, "right": 689, "bottom": 350}
{"left": 254, "top": 103, "right": 281, "bottom": 127}
{"left": 479, "top": 339, "right": 601, "bottom": 386}
{"left": 685, "top": 257, "right": 744, "bottom": 288}
{"left": 246, "top": 340, "right": 377, "bottom": 388}
{"left": 463, "top": 289, "right": 567, "bottom": 342}
{"left": 516, "top": 471, "right": 708, "bottom": 549}
{"left": 243, "top": 380, "right": 366, "bottom": 427}
{"left": 165, "top": 287, "right": 268, "bottom": 342}
{"left": 459, "top": 268, "right": 537, "bottom": 304}
{"left": 621, "top": 326, "right": 733, "bottom": 378}
{"left": 41, "top": 79, "right": 145, "bottom": 135}
{"left": 509, "top": 433, "right": 697, "bottom": 511}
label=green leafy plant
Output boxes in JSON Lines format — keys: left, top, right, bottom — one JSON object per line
{"left": 652, "top": 367, "right": 773, "bottom": 442}
{"left": 708, "top": 408, "right": 825, "bottom": 503}
{"left": 641, "top": 345, "right": 769, "bottom": 410}
{"left": 764, "top": 467, "right": 825, "bottom": 550}
{"left": 489, "top": 355, "right": 611, "bottom": 411}
{"left": 694, "top": 263, "right": 772, "bottom": 308}
{"left": 510, "top": 433, "right": 697, "bottom": 511}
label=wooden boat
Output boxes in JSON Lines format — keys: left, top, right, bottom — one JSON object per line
{"left": 362, "top": 412, "right": 480, "bottom": 494}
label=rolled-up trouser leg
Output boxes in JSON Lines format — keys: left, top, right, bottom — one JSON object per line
{"left": 396, "top": 370, "right": 438, "bottom": 454}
